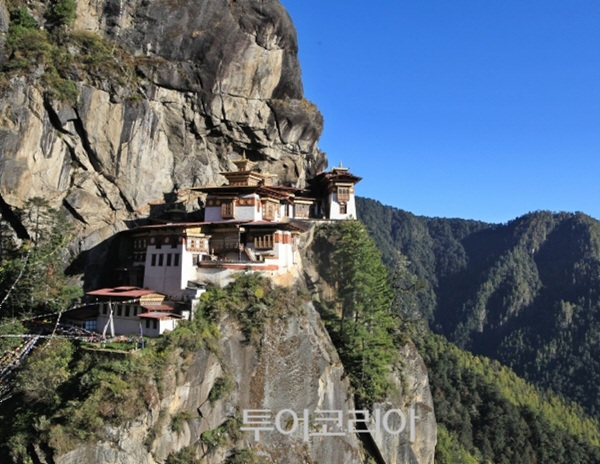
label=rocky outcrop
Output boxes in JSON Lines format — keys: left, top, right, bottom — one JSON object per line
{"left": 371, "top": 343, "right": 437, "bottom": 464}
{"left": 55, "top": 304, "right": 365, "bottom": 464}
{"left": 45, "top": 224, "right": 437, "bottom": 464}
{"left": 0, "top": 0, "right": 325, "bottom": 259}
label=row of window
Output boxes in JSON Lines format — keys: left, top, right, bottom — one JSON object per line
{"left": 295, "top": 203, "right": 310, "bottom": 218}
{"left": 133, "top": 239, "right": 148, "bottom": 250}
{"left": 151, "top": 237, "right": 179, "bottom": 249}
{"left": 337, "top": 187, "right": 351, "bottom": 201}
{"left": 187, "top": 238, "right": 208, "bottom": 251}
{"left": 150, "top": 253, "right": 180, "bottom": 267}
{"left": 254, "top": 235, "right": 274, "bottom": 250}
{"left": 102, "top": 304, "right": 142, "bottom": 317}
{"left": 217, "top": 200, "right": 306, "bottom": 220}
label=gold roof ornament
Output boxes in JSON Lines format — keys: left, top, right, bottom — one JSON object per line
{"left": 232, "top": 151, "right": 256, "bottom": 172}
{"left": 333, "top": 161, "right": 349, "bottom": 173}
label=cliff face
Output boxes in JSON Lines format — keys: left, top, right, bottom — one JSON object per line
{"left": 0, "top": 0, "right": 324, "bottom": 253}
{"left": 49, "top": 300, "right": 435, "bottom": 464}
{"left": 17, "top": 227, "right": 437, "bottom": 464}
{"left": 300, "top": 225, "right": 437, "bottom": 464}
{"left": 54, "top": 305, "right": 365, "bottom": 464}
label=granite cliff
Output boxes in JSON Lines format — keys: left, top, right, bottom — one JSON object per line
{"left": 0, "top": 0, "right": 324, "bottom": 255}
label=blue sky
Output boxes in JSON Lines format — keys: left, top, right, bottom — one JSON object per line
{"left": 280, "top": 1, "right": 600, "bottom": 223}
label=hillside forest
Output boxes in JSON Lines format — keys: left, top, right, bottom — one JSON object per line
{"left": 357, "top": 196, "right": 600, "bottom": 461}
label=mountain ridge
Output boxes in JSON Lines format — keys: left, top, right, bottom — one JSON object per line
{"left": 357, "top": 196, "right": 600, "bottom": 417}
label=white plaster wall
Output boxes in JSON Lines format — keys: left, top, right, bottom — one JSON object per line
{"left": 144, "top": 245, "right": 186, "bottom": 298}
{"left": 272, "top": 233, "right": 294, "bottom": 269}
{"left": 328, "top": 193, "right": 357, "bottom": 220}
{"left": 158, "top": 319, "right": 178, "bottom": 335}
{"left": 235, "top": 204, "right": 259, "bottom": 221}
{"left": 180, "top": 247, "right": 199, "bottom": 292}
{"left": 97, "top": 314, "right": 144, "bottom": 336}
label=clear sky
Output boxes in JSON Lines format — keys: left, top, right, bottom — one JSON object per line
{"left": 280, "top": 0, "right": 600, "bottom": 224}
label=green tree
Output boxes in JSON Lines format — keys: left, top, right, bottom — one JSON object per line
{"left": 10, "top": 8, "right": 38, "bottom": 29}
{"left": 0, "top": 198, "right": 81, "bottom": 318}
{"left": 16, "top": 338, "right": 74, "bottom": 408}
{"left": 315, "top": 221, "right": 401, "bottom": 406}
{"left": 48, "top": 0, "right": 77, "bottom": 28}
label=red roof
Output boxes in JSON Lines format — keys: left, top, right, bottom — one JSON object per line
{"left": 140, "top": 303, "right": 175, "bottom": 311}
{"left": 86, "top": 286, "right": 159, "bottom": 298}
{"left": 138, "top": 312, "right": 183, "bottom": 320}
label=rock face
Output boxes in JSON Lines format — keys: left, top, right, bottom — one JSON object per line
{"left": 55, "top": 304, "right": 365, "bottom": 464}
{"left": 371, "top": 342, "right": 437, "bottom": 464}
{"left": 42, "top": 224, "right": 437, "bottom": 464}
{"left": 50, "top": 303, "right": 435, "bottom": 464}
{"left": 0, "top": 0, "right": 325, "bottom": 258}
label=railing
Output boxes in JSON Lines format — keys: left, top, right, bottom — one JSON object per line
{"left": 210, "top": 241, "right": 242, "bottom": 252}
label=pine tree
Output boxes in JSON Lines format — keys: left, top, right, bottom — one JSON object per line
{"left": 318, "top": 221, "right": 400, "bottom": 406}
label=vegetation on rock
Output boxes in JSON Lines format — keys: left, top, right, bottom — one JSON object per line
{"left": 310, "top": 221, "right": 409, "bottom": 407}
{"left": 0, "top": 198, "right": 81, "bottom": 318}
{"left": 197, "top": 272, "right": 308, "bottom": 347}
{"left": 0, "top": 274, "right": 309, "bottom": 462}
{"left": 2, "top": 2, "right": 140, "bottom": 102}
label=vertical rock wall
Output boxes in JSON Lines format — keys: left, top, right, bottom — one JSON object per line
{"left": 0, "top": 0, "right": 325, "bottom": 257}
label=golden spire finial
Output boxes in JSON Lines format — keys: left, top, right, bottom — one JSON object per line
{"left": 233, "top": 151, "right": 255, "bottom": 172}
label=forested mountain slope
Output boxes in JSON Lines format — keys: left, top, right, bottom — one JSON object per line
{"left": 418, "top": 330, "right": 600, "bottom": 464}
{"left": 357, "top": 197, "right": 600, "bottom": 416}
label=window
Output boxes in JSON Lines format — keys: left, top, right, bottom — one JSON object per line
{"left": 222, "top": 201, "right": 234, "bottom": 219}
{"left": 158, "top": 254, "right": 164, "bottom": 266}
{"left": 339, "top": 203, "right": 348, "bottom": 215}
{"left": 151, "top": 254, "right": 157, "bottom": 266}
{"left": 337, "top": 187, "right": 350, "bottom": 202}
{"left": 117, "top": 305, "right": 122, "bottom": 317}
{"left": 263, "top": 201, "right": 276, "bottom": 220}
{"left": 125, "top": 306, "right": 130, "bottom": 317}
{"left": 174, "top": 253, "right": 180, "bottom": 266}
{"left": 146, "top": 319, "right": 150, "bottom": 329}
{"left": 254, "top": 234, "right": 274, "bottom": 249}
{"left": 102, "top": 304, "right": 108, "bottom": 315}
{"left": 153, "top": 320, "right": 158, "bottom": 330}
{"left": 295, "top": 203, "right": 310, "bottom": 218}
{"left": 167, "top": 254, "right": 172, "bottom": 266}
